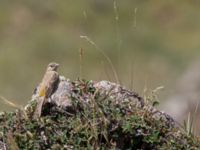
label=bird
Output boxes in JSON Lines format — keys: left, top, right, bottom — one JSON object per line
{"left": 33, "top": 62, "right": 60, "bottom": 119}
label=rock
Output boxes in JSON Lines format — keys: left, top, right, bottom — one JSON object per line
{"left": 51, "top": 76, "right": 73, "bottom": 108}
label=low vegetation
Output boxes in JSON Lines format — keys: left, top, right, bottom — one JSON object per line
{"left": 0, "top": 79, "right": 199, "bottom": 149}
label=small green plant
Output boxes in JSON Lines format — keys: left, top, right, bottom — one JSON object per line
{"left": 143, "top": 86, "right": 164, "bottom": 107}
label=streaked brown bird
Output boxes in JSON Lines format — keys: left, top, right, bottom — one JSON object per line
{"left": 33, "top": 62, "right": 59, "bottom": 119}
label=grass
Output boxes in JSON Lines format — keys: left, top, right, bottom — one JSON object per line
{"left": 184, "top": 102, "right": 199, "bottom": 136}
{"left": 0, "top": 79, "right": 199, "bottom": 149}
{"left": 80, "top": 35, "right": 120, "bottom": 84}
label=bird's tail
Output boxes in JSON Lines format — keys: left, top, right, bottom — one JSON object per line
{"left": 33, "top": 97, "right": 45, "bottom": 119}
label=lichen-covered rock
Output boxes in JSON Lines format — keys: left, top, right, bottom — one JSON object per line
{"left": 51, "top": 76, "right": 73, "bottom": 108}
{"left": 0, "top": 78, "right": 199, "bottom": 149}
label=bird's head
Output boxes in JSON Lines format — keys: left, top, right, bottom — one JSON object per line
{"left": 47, "top": 62, "right": 59, "bottom": 71}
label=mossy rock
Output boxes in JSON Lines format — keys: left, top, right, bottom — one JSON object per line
{"left": 0, "top": 79, "right": 199, "bottom": 149}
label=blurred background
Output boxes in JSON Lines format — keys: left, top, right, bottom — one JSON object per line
{"left": 0, "top": 0, "right": 200, "bottom": 133}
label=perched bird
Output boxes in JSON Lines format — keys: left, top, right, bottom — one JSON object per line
{"left": 33, "top": 62, "right": 59, "bottom": 119}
